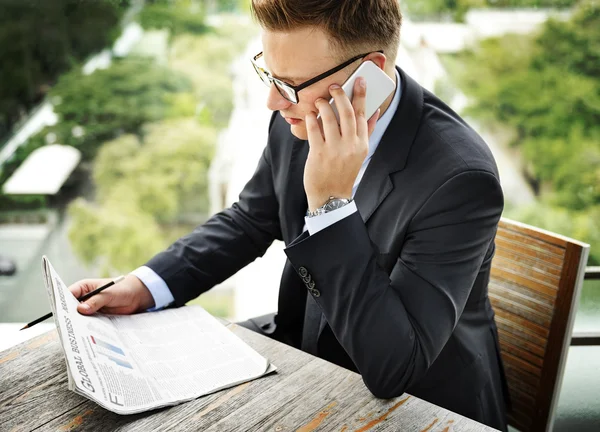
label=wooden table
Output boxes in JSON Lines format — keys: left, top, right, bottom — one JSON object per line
{"left": 0, "top": 323, "right": 497, "bottom": 432}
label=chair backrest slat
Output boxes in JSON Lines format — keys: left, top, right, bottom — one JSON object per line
{"left": 490, "top": 218, "right": 589, "bottom": 432}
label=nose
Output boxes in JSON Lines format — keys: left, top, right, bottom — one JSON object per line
{"left": 266, "top": 84, "right": 292, "bottom": 112}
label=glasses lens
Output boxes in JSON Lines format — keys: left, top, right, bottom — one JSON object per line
{"left": 252, "top": 62, "right": 271, "bottom": 88}
{"left": 251, "top": 56, "right": 299, "bottom": 104}
{"left": 275, "top": 81, "right": 298, "bottom": 104}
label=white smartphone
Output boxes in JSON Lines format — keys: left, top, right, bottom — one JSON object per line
{"left": 318, "top": 60, "right": 396, "bottom": 124}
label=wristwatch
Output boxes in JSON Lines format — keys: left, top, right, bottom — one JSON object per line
{"left": 307, "top": 196, "right": 353, "bottom": 218}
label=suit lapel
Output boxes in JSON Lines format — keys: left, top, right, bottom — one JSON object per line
{"left": 354, "top": 166, "right": 394, "bottom": 224}
{"left": 354, "top": 67, "right": 424, "bottom": 224}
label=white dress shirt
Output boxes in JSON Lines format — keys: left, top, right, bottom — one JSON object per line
{"left": 133, "top": 70, "right": 403, "bottom": 310}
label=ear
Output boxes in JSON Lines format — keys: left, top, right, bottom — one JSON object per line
{"left": 363, "top": 51, "right": 387, "bottom": 70}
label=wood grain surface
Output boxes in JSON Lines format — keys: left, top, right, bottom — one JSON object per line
{"left": 0, "top": 323, "right": 497, "bottom": 432}
{"left": 489, "top": 218, "right": 589, "bottom": 432}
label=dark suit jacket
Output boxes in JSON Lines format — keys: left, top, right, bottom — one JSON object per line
{"left": 146, "top": 67, "right": 508, "bottom": 431}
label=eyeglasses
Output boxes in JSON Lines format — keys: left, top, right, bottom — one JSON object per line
{"left": 251, "top": 50, "right": 383, "bottom": 104}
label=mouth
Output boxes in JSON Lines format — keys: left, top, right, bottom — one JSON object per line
{"left": 282, "top": 115, "right": 302, "bottom": 125}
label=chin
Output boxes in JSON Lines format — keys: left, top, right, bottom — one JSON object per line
{"left": 290, "top": 124, "right": 308, "bottom": 140}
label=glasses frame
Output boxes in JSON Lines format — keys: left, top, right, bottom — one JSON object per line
{"left": 251, "top": 50, "right": 384, "bottom": 104}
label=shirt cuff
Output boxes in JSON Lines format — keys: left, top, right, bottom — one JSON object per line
{"left": 130, "top": 266, "right": 175, "bottom": 311}
{"left": 305, "top": 201, "right": 358, "bottom": 235}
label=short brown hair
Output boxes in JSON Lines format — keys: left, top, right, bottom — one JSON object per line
{"left": 251, "top": 0, "right": 402, "bottom": 62}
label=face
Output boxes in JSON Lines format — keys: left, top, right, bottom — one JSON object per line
{"left": 261, "top": 27, "right": 356, "bottom": 140}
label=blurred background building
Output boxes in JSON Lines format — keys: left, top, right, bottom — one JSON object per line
{"left": 0, "top": 0, "right": 598, "bottom": 429}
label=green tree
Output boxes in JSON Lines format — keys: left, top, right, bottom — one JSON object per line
{"left": 140, "top": 0, "right": 207, "bottom": 36}
{"left": 94, "top": 119, "right": 215, "bottom": 221}
{"left": 454, "top": 1, "right": 600, "bottom": 208}
{"left": 140, "top": 119, "right": 216, "bottom": 217}
{"left": 0, "top": 0, "right": 130, "bottom": 140}
{"left": 68, "top": 195, "right": 165, "bottom": 276}
{"left": 69, "top": 119, "right": 216, "bottom": 273}
{"left": 66, "top": 5, "right": 256, "bottom": 276}
{"left": 169, "top": 34, "right": 239, "bottom": 127}
{"left": 401, "top": 0, "right": 577, "bottom": 22}
{"left": 47, "top": 57, "right": 192, "bottom": 159}
{"left": 450, "top": 0, "right": 600, "bottom": 262}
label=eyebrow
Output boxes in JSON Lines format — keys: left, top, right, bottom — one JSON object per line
{"left": 261, "top": 59, "right": 306, "bottom": 84}
{"left": 270, "top": 72, "right": 304, "bottom": 85}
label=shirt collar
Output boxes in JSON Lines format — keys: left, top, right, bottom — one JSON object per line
{"left": 367, "top": 69, "right": 402, "bottom": 159}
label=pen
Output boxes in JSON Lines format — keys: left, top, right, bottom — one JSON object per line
{"left": 20, "top": 275, "right": 125, "bottom": 331}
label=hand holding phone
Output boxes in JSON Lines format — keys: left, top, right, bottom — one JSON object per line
{"left": 304, "top": 62, "right": 396, "bottom": 213}
{"left": 317, "top": 61, "right": 395, "bottom": 125}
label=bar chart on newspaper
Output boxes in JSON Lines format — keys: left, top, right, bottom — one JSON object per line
{"left": 90, "top": 336, "right": 134, "bottom": 369}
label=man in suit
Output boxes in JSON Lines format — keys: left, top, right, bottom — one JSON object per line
{"left": 70, "top": 0, "right": 508, "bottom": 429}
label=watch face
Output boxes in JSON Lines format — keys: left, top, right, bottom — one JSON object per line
{"left": 325, "top": 199, "right": 349, "bottom": 211}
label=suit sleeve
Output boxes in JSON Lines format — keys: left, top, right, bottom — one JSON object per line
{"left": 145, "top": 113, "right": 282, "bottom": 306}
{"left": 284, "top": 169, "right": 504, "bottom": 398}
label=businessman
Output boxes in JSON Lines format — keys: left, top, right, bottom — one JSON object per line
{"left": 69, "top": 0, "right": 508, "bottom": 429}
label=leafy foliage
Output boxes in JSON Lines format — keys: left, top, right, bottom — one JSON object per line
{"left": 69, "top": 118, "right": 215, "bottom": 273}
{"left": 0, "top": 58, "right": 191, "bottom": 208}
{"left": 47, "top": 57, "right": 192, "bottom": 160}
{"left": 96, "top": 120, "right": 216, "bottom": 219}
{"left": 68, "top": 196, "right": 165, "bottom": 276}
{"left": 169, "top": 34, "right": 237, "bottom": 128}
{"left": 449, "top": 0, "right": 600, "bottom": 262}
{"left": 402, "top": 0, "right": 577, "bottom": 21}
{"left": 140, "top": 0, "right": 207, "bottom": 36}
{"left": 0, "top": 0, "right": 257, "bottom": 279}
{"left": 0, "top": 0, "right": 129, "bottom": 140}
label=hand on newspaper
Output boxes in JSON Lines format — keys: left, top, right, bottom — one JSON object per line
{"left": 68, "top": 275, "right": 155, "bottom": 315}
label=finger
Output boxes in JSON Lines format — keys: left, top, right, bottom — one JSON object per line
{"left": 69, "top": 280, "right": 95, "bottom": 299}
{"left": 77, "top": 302, "right": 94, "bottom": 315}
{"left": 77, "top": 291, "right": 115, "bottom": 315}
{"left": 314, "top": 97, "right": 340, "bottom": 141}
{"left": 367, "top": 108, "right": 380, "bottom": 138}
{"left": 357, "top": 104, "right": 380, "bottom": 143}
{"left": 69, "top": 279, "right": 110, "bottom": 299}
{"left": 329, "top": 84, "right": 356, "bottom": 137}
{"left": 69, "top": 283, "right": 84, "bottom": 299}
{"left": 305, "top": 111, "right": 325, "bottom": 147}
{"left": 352, "top": 77, "right": 367, "bottom": 122}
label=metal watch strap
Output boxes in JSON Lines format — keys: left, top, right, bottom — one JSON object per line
{"left": 307, "top": 197, "right": 353, "bottom": 218}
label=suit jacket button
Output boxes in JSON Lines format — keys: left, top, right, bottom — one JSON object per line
{"left": 307, "top": 280, "right": 315, "bottom": 289}
{"left": 311, "top": 288, "right": 321, "bottom": 298}
{"left": 298, "top": 266, "right": 308, "bottom": 278}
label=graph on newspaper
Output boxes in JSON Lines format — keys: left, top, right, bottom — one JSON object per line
{"left": 90, "top": 336, "right": 134, "bottom": 369}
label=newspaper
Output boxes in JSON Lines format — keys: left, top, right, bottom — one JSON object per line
{"left": 41, "top": 256, "right": 276, "bottom": 415}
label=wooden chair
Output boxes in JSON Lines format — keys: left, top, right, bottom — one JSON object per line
{"left": 489, "top": 218, "right": 590, "bottom": 432}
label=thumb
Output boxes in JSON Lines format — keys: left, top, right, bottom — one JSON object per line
{"left": 77, "top": 291, "right": 114, "bottom": 315}
{"left": 77, "top": 302, "right": 94, "bottom": 315}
